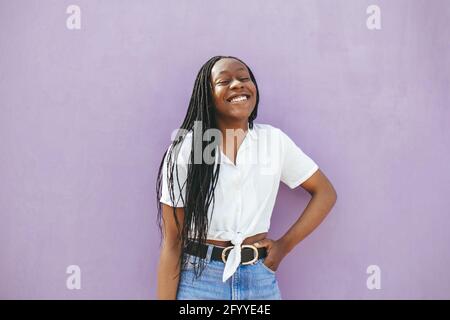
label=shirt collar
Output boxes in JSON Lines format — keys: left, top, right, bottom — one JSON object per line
{"left": 247, "top": 122, "right": 258, "bottom": 140}
{"left": 214, "top": 123, "right": 257, "bottom": 166}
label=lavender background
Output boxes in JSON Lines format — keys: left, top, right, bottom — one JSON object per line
{"left": 1, "top": 0, "right": 449, "bottom": 299}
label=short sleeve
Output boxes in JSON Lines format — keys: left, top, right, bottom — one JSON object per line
{"left": 159, "top": 144, "right": 188, "bottom": 208}
{"left": 279, "top": 129, "right": 319, "bottom": 189}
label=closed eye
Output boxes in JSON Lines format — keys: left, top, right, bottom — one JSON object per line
{"left": 217, "top": 77, "right": 250, "bottom": 85}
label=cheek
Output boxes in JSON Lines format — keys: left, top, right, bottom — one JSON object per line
{"left": 212, "top": 88, "right": 226, "bottom": 105}
{"left": 248, "top": 82, "right": 257, "bottom": 96}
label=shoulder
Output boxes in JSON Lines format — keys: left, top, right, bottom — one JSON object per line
{"left": 253, "top": 122, "right": 282, "bottom": 133}
{"left": 253, "top": 122, "right": 278, "bottom": 131}
{"left": 253, "top": 123, "right": 307, "bottom": 155}
{"left": 164, "top": 130, "right": 194, "bottom": 165}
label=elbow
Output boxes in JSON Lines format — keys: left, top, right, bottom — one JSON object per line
{"left": 328, "top": 184, "right": 338, "bottom": 206}
{"left": 330, "top": 185, "right": 338, "bottom": 203}
{"left": 313, "top": 185, "right": 337, "bottom": 207}
{"left": 161, "top": 234, "right": 183, "bottom": 252}
{"left": 329, "top": 190, "right": 338, "bottom": 213}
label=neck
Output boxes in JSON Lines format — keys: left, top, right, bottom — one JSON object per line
{"left": 216, "top": 119, "right": 249, "bottom": 138}
{"left": 215, "top": 118, "right": 249, "bottom": 151}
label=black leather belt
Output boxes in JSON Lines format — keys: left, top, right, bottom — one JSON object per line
{"left": 185, "top": 241, "right": 267, "bottom": 265}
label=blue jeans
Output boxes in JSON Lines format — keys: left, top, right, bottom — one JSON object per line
{"left": 176, "top": 244, "right": 282, "bottom": 300}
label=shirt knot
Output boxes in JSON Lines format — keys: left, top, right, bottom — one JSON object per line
{"left": 222, "top": 231, "right": 246, "bottom": 282}
{"left": 231, "top": 232, "right": 244, "bottom": 246}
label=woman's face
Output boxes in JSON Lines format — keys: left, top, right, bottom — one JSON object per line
{"left": 210, "top": 58, "right": 257, "bottom": 124}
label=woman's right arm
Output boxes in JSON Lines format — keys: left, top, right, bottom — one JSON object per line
{"left": 156, "top": 203, "right": 185, "bottom": 300}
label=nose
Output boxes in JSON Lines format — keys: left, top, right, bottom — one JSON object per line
{"left": 229, "top": 78, "right": 245, "bottom": 89}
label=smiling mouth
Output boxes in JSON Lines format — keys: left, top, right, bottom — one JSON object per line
{"left": 227, "top": 95, "right": 250, "bottom": 103}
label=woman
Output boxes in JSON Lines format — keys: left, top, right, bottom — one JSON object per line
{"left": 156, "top": 55, "right": 337, "bottom": 300}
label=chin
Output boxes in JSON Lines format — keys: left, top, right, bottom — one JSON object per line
{"left": 228, "top": 113, "right": 252, "bottom": 122}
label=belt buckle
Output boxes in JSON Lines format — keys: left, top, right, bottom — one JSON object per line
{"left": 221, "top": 244, "right": 259, "bottom": 265}
{"left": 241, "top": 245, "right": 259, "bottom": 265}
{"left": 221, "top": 245, "right": 234, "bottom": 263}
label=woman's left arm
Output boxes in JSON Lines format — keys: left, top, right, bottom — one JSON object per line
{"left": 254, "top": 169, "right": 337, "bottom": 271}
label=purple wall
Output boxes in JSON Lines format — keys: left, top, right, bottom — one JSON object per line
{"left": 1, "top": 0, "right": 449, "bottom": 299}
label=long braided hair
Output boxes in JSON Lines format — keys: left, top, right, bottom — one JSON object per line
{"left": 156, "top": 55, "right": 260, "bottom": 279}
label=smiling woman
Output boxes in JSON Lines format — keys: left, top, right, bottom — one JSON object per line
{"left": 212, "top": 62, "right": 255, "bottom": 113}
{"left": 156, "top": 55, "right": 337, "bottom": 300}
{"left": 209, "top": 58, "right": 259, "bottom": 165}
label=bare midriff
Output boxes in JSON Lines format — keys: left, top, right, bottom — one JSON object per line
{"left": 205, "top": 232, "right": 268, "bottom": 248}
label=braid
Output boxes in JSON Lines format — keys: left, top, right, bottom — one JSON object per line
{"left": 156, "top": 55, "right": 260, "bottom": 279}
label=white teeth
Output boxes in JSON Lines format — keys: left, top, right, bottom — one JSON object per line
{"left": 229, "top": 95, "right": 248, "bottom": 102}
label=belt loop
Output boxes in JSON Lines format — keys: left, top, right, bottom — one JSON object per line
{"left": 205, "top": 244, "right": 214, "bottom": 263}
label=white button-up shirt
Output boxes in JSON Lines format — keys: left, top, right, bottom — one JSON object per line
{"left": 160, "top": 123, "right": 319, "bottom": 282}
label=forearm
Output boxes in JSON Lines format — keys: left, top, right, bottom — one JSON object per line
{"left": 278, "top": 191, "right": 337, "bottom": 253}
{"left": 156, "top": 243, "right": 182, "bottom": 300}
